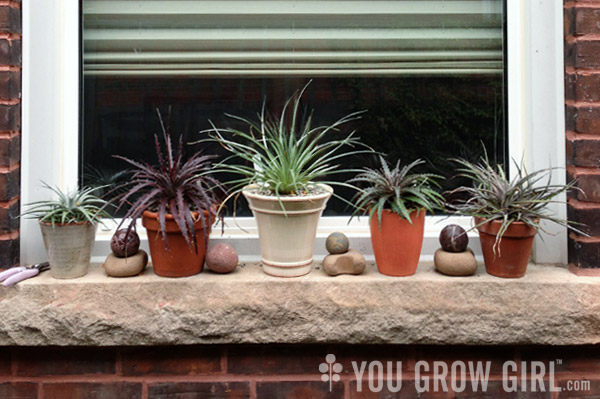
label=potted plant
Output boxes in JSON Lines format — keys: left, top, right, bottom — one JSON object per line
{"left": 350, "top": 156, "right": 444, "bottom": 276}
{"left": 114, "top": 112, "right": 224, "bottom": 278}
{"left": 202, "top": 84, "right": 370, "bottom": 277}
{"left": 449, "top": 155, "right": 582, "bottom": 278}
{"left": 21, "top": 183, "right": 109, "bottom": 279}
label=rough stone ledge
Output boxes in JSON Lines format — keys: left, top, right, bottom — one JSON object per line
{"left": 0, "top": 262, "right": 599, "bottom": 346}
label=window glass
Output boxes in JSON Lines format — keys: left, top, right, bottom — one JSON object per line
{"left": 82, "top": 0, "right": 506, "bottom": 215}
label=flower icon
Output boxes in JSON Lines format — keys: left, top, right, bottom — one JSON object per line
{"left": 319, "top": 354, "right": 343, "bottom": 392}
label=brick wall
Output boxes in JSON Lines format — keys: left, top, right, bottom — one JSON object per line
{"left": 0, "top": 345, "right": 597, "bottom": 398}
{"left": 565, "top": 1, "right": 600, "bottom": 275}
{"left": 0, "top": 0, "right": 20, "bottom": 269}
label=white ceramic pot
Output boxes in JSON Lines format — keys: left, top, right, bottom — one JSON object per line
{"left": 243, "top": 184, "right": 333, "bottom": 277}
{"left": 39, "top": 221, "right": 97, "bottom": 279}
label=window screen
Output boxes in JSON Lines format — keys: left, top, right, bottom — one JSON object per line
{"left": 82, "top": 0, "right": 506, "bottom": 215}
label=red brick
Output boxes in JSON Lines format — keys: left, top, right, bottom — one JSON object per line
{"left": 0, "top": 235, "right": 18, "bottom": 268}
{"left": 148, "top": 382, "right": 249, "bottom": 399}
{"left": 43, "top": 382, "right": 142, "bottom": 399}
{"left": 568, "top": 201, "right": 600, "bottom": 235}
{"left": 555, "top": 377, "right": 600, "bottom": 397}
{"left": 571, "top": 73, "right": 600, "bottom": 102}
{"left": 413, "top": 346, "right": 512, "bottom": 375}
{"left": 0, "top": 199, "right": 19, "bottom": 233}
{"left": 256, "top": 381, "right": 343, "bottom": 399}
{"left": 574, "top": 7, "right": 600, "bottom": 36}
{"left": 334, "top": 345, "right": 413, "bottom": 375}
{"left": 568, "top": 236, "right": 600, "bottom": 269}
{"left": 15, "top": 347, "right": 115, "bottom": 376}
{"left": 122, "top": 346, "right": 222, "bottom": 376}
{"left": 227, "top": 345, "right": 328, "bottom": 375}
{"left": 0, "top": 382, "right": 37, "bottom": 399}
{"left": 0, "top": 351, "right": 11, "bottom": 375}
{"left": 0, "top": 39, "right": 21, "bottom": 66}
{"left": 0, "top": 7, "right": 20, "bottom": 35}
{"left": 0, "top": 135, "right": 20, "bottom": 168}
{"left": 574, "top": 41, "right": 600, "bottom": 69}
{"left": 0, "top": 104, "right": 19, "bottom": 132}
{"left": 521, "top": 346, "right": 600, "bottom": 373}
{"left": 0, "top": 168, "right": 19, "bottom": 201}
{"left": 572, "top": 106, "right": 600, "bottom": 134}
{"left": 0, "top": 71, "right": 20, "bottom": 100}
{"left": 349, "top": 379, "right": 452, "bottom": 399}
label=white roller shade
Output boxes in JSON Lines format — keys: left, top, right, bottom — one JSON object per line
{"left": 83, "top": 0, "right": 503, "bottom": 76}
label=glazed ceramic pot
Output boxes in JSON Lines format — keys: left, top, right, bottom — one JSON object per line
{"left": 475, "top": 217, "right": 537, "bottom": 278}
{"left": 40, "top": 220, "right": 97, "bottom": 279}
{"left": 243, "top": 184, "right": 332, "bottom": 277}
{"left": 369, "top": 209, "right": 425, "bottom": 276}
{"left": 142, "top": 210, "right": 211, "bottom": 277}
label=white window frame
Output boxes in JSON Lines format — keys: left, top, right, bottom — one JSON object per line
{"left": 21, "top": 0, "right": 567, "bottom": 265}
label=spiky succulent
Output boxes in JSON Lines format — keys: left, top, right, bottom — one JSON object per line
{"left": 448, "top": 155, "right": 583, "bottom": 245}
{"left": 199, "top": 82, "right": 371, "bottom": 202}
{"left": 350, "top": 156, "right": 444, "bottom": 225}
{"left": 21, "top": 182, "right": 109, "bottom": 226}
{"left": 114, "top": 111, "right": 224, "bottom": 252}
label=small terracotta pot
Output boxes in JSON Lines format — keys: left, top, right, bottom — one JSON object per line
{"left": 370, "top": 209, "right": 425, "bottom": 277}
{"left": 142, "top": 210, "right": 211, "bottom": 278}
{"left": 475, "top": 217, "right": 537, "bottom": 278}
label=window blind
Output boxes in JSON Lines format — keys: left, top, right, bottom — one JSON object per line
{"left": 83, "top": 0, "right": 503, "bottom": 76}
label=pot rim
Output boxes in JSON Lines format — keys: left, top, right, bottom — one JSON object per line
{"left": 474, "top": 216, "right": 538, "bottom": 237}
{"left": 241, "top": 183, "right": 333, "bottom": 202}
{"left": 142, "top": 209, "right": 210, "bottom": 221}
{"left": 38, "top": 219, "right": 95, "bottom": 227}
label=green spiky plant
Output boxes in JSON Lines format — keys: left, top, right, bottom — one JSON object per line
{"left": 21, "top": 182, "right": 110, "bottom": 226}
{"left": 198, "top": 82, "right": 372, "bottom": 210}
{"left": 448, "top": 154, "right": 584, "bottom": 250}
{"left": 350, "top": 156, "right": 444, "bottom": 225}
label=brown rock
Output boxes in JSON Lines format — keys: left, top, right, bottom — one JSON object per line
{"left": 104, "top": 250, "right": 148, "bottom": 277}
{"left": 434, "top": 248, "right": 477, "bottom": 276}
{"left": 206, "top": 244, "right": 239, "bottom": 274}
{"left": 323, "top": 249, "right": 366, "bottom": 276}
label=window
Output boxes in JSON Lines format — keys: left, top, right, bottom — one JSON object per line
{"left": 21, "top": 0, "right": 567, "bottom": 265}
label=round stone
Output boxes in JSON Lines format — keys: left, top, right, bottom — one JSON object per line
{"left": 434, "top": 248, "right": 477, "bottom": 276}
{"left": 111, "top": 229, "right": 140, "bottom": 258}
{"left": 325, "top": 232, "right": 350, "bottom": 254}
{"left": 104, "top": 250, "right": 148, "bottom": 277}
{"left": 439, "top": 224, "right": 469, "bottom": 253}
{"left": 206, "top": 244, "right": 239, "bottom": 274}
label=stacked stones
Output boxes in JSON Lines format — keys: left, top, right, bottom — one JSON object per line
{"left": 434, "top": 224, "right": 477, "bottom": 276}
{"left": 104, "top": 229, "right": 148, "bottom": 277}
{"left": 322, "top": 232, "right": 366, "bottom": 276}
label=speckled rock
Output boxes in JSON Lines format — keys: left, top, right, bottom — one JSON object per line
{"left": 104, "top": 250, "right": 148, "bottom": 277}
{"left": 326, "top": 232, "right": 350, "bottom": 254}
{"left": 439, "top": 224, "right": 469, "bottom": 253}
{"left": 434, "top": 248, "right": 477, "bottom": 276}
{"left": 110, "top": 229, "right": 141, "bottom": 258}
{"left": 323, "top": 249, "right": 366, "bottom": 276}
{"left": 206, "top": 244, "right": 239, "bottom": 274}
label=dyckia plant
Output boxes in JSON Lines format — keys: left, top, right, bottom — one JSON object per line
{"left": 114, "top": 111, "right": 224, "bottom": 252}
{"left": 448, "top": 155, "right": 584, "bottom": 246}
{"left": 21, "top": 183, "right": 110, "bottom": 226}
{"left": 350, "top": 156, "right": 444, "bottom": 225}
{"left": 200, "top": 83, "right": 370, "bottom": 201}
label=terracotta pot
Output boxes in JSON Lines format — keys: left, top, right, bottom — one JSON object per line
{"left": 142, "top": 210, "right": 211, "bottom": 278}
{"left": 475, "top": 217, "right": 537, "bottom": 278}
{"left": 242, "top": 184, "right": 332, "bottom": 277}
{"left": 369, "top": 209, "right": 425, "bottom": 277}
{"left": 39, "top": 220, "right": 97, "bottom": 279}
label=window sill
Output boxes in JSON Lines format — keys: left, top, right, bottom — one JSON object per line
{"left": 1, "top": 262, "right": 599, "bottom": 346}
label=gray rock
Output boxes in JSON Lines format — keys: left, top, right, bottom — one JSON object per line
{"left": 104, "top": 250, "right": 148, "bottom": 277}
{"left": 434, "top": 248, "right": 477, "bottom": 276}
{"left": 323, "top": 249, "right": 366, "bottom": 276}
{"left": 326, "top": 232, "right": 350, "bottom": 254}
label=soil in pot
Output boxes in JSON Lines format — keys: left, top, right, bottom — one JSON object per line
{"left": 475, "top": 217, "right": 537, "bottom": 278}
{"left": 369, "top": 209, "right": 425, "bottom": 277}
{"left": 142, "top": 210, "right": 211, "bottom": 277}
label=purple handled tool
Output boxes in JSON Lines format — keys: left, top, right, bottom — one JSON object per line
{"left": 1, "top": 262, "right": 50, "bottom": 287}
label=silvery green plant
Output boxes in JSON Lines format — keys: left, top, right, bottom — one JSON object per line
{"left": 21, "top": 183, "right": 110, "bottom": 226}
{"left": 198, "top": 83, "right": 372, "bottom": 205}
{"left": 448, "top": 154, "right": 584, "bottom": 245}
{"left": 350, "top": 156, "right": 444, "bottom": 225}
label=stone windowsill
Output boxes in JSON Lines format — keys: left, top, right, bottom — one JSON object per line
{"left": 0, "top": 262, "right": 599, "bottom": 346}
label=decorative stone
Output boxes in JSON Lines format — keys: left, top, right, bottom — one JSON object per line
{"left": 104, "top": 250, "right": 148, "bottom": 277}
{"left": 111, "top": 229, "right": 141, "bottom": 258}
{"left": 434, "top": 248, "right": 477, "bottom": 276}
{"left": 439, "top": 224, "right": 469, "bottom": 253}
{"left": 325, "top": 232, "right": 350, "bottom": 254}
{"left": 323, "top": 249, "right": 366, "bottom": 276}
{"left": 206, "top": 244, "right": 239, "bottom": 274}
